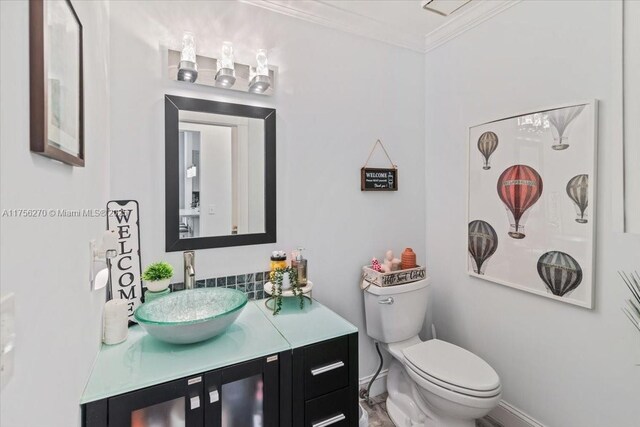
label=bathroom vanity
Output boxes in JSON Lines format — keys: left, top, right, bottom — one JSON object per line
{"left": 81, "top": 299, "right": 358, "bottom": 427}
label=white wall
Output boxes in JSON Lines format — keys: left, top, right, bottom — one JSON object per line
{"left": 0, "top": 1, "right": 111, "bottom": 426}
{"left": 424, "top": 1, "right": 640, "bottom": 426}
{"left": 624, "top": 0, "right": 640, "bottom": 233}
{"left": 108, "top": 0, "right": 425, "bottom": 380}
{"left": 180, "top": 123, "right": 233, "bottom": 236}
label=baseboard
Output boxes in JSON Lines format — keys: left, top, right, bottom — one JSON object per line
{"left": 489, "top": 400, "right": 546, "bottom": 427}
{"left": 358, "top": 368, "right": 388, "bottom": 398}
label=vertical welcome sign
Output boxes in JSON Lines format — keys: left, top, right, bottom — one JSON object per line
{"left": 107, "top": 200, "right": 143, "bottom": 323}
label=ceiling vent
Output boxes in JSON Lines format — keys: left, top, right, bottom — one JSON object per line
{"left": 421, "top": 0, "right": 472, "bottom": 17}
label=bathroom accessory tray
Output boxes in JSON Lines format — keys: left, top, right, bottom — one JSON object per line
{"left": 264, "top": 280, "right": 313, "bottom": 297}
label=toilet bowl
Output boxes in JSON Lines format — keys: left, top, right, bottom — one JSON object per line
{"left": 363, "top": 279, "right": 502, "bottom": 427}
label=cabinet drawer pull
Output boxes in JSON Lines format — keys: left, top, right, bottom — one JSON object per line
{"left": 311, "top": 361, "right": 345, "bottom": 376}
{"left": 190, "top": 395, "right": 200, "bottom": 410}
{"left": 312, "top": 413, "right": 346, "bottom": 427}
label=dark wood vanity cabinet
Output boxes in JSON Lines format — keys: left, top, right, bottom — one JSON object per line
{"left": 82, "top": 333, "right": 358, "bottom": 427}
{"left": 83, "top": 352, "right": 283, "bottom": 427}
{"left": 292, "top": 334, "right": 359, "bottom": 427}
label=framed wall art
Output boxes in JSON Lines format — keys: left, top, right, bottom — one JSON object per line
{"left": 29, "top": 0, "right": 84, "bottom": 166}
{"left": 467, "top": 101, "right": 598, "bottom": 309}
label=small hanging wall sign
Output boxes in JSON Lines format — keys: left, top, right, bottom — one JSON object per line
{"left": 361, "top": 139, "right": 398, "bottom": 191}
{"left": 106, "top": 200, "right": 143, "bottom": 323}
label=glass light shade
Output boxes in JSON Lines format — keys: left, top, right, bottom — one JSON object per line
{"left": 178, "top": 32, "right": 198, "bottom": 82}
{"left": 255, "top": 49, "right": 269, "bottom": 76}
{"left": 249, "top": 49, "right": 271, "bottom": 93}
{"left": 180, "top": 32, "right": 196, "bottom": 63}
{"left": 215, "top": 41, "right": 236, "bottom": 87}
{"left": 218, "top": 41, "right": 235, "bottom": 71}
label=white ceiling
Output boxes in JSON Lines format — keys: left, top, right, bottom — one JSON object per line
{"left": 241, "top": 0, "right": 520, "bottom": 52}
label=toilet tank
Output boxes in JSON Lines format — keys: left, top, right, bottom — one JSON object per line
{"left": 363, "top": 278, "right": 431, "bottom": 343}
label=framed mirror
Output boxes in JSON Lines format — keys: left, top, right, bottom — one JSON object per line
{"left": 165, "top": 95, "right": 276, "bottom": 251}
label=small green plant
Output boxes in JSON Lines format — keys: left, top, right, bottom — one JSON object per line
{"left": 142, "top": 261, "right": 174, "bottom": 282}
{"left": 271, "top": 267, "right": 305, "bottom": 315}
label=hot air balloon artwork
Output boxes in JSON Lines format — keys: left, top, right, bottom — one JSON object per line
{"left": 566, "top": 174, "right": 589, "bottom": 223}
{"left": 468, "top": 220, "right": 498, "bottom": 275}
{"left": 497, "top": 165, "right": 543, "bottom": 239}
{"left": 547, "top": 104, "right": 585, "bottom": 150}
{"left": 477, "top": 131, "right": 499, "bottom": 170}
{"left": 468, "top": 101, "right": 596, "bottom": 309}
{"left": 537, "top": 251, "right": 583, "bottom": 297}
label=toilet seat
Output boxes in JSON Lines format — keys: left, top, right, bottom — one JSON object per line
{"left": 402, "top": 340, "right": 501, "bottom": 398}
{"left": 404, "top": 362, "right": 502, "bottom": 410}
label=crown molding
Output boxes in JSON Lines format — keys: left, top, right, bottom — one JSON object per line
{"left": 240, "top": 0, "right": 522, "bottom": 54}
{"left": 239, "top": 0, "right": 426, "bottom": 52}
{"left": 424, "top": 0, "right": 522, "bottom": 52}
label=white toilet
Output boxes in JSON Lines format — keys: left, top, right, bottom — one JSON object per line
{"left": 363, "top": 278, "right": 502, "bottom": 427}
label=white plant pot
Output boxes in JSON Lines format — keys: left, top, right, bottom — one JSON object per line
{"left": 146, "top": 278, "right": 171, "bottom": 292}
{"left": 281, "top": 272, "right": 291, "bottom": 290}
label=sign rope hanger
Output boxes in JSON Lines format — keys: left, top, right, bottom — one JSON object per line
{"left": 361, "top": 139, "right": 398, "bottom": 191}
{"left": 363, "top": 139, "right": 397, "bottom": 169}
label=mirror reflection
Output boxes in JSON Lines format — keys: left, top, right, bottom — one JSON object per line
{"left": 178, "top": 111, "right": 265, "bottom": 239}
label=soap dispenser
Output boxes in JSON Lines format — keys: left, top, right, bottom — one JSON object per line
{"left": 292, "top": 247, "right": 308, "bottom": 286}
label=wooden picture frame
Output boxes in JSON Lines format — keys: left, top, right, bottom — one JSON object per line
{"left": 29, "top": 0, "right": 84, "bottom": 166}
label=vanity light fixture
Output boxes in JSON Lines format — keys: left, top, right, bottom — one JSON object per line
{"left": 177, "top": 32, "right": 198, "bottom": 82}
{"left": 215, "top": 41, "right": 236, "bottom": 87}
{"left": 249, "top": 49, "right": 271, "bottom": 94}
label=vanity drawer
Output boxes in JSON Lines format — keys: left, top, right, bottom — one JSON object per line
{"left": 304, "top": 336, "right": 349, "bottom": 399}
{"left": 305, "top": 387, "right": 350, "bottom": 427}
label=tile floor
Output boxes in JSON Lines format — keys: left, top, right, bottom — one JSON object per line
{"left": 361, "top": 393, "right": 503, "bottom": 427}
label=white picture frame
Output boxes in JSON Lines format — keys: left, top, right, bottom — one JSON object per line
{"left": 467, "top": 100, "right": 598, "bottom": 309}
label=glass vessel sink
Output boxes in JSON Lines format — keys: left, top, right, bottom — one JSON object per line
{"left": 134, "top": 288, "right": 248, "bottom": 344}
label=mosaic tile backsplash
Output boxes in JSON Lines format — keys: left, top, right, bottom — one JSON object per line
{"left": 169, "top": 271, "right": 271, "bottom": 301}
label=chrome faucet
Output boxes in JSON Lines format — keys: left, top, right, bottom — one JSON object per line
{"left": 184, "top": 251, "right": 195, "bottom": 289}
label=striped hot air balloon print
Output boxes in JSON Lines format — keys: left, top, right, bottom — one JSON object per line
{"left": 468, "top": 220, "right": 498, "bottom": 275}
{"left": 566, "top": 174, "right": 588, "bottom": 223}
{"left": 497, "top": 165, "right": 543, "bottom": 239}
{"left": 547, "top": 105, "right": 585, "bottom": 150}
{"left": 537, "top": 251, "right": 583, "bottom": 297}
{"left": 477, "top": 131, "right": 499, "bottom": 170}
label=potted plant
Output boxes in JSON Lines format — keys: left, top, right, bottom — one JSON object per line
{"left": 142, "top": 261, "right": 174, "bottom": 292}
{"left": 271, "top": 267, "right": 305, "bottom": 315}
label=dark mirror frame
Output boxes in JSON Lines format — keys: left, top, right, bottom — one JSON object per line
{"left": 165, "top": 95, "right": 276, "bottom": 251}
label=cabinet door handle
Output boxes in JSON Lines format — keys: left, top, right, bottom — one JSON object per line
{"left": 209, "top": 389, "right": 219, "bottom": 403}
{"left": 311, "top": 361, "right": 344, "bottom": 376}
{"left": 312, "top": 413, "right": 346, "bottom": 427}
{"left": 190, "top": 395, "right": 200, "bottom": 410}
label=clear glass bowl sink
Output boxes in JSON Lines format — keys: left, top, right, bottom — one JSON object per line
{"left": 134, "top": 288, "right": 248, "bottom": 344}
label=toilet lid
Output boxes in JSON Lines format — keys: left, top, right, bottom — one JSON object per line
{"left": 402, "top": 340, "right": 500, "bottom": 392}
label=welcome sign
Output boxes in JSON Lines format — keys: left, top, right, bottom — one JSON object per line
{"left": 107, "top": 200, "right": 142, "bottom": 322}
{"left": 361, "top": 167, "right": 398, "bottom": 191}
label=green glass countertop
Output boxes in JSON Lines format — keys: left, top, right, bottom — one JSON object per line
{"left": 81, "top": 302, "right": 288, "bottom": 403}
{"left": 256, "top": 298, "right": 358, "bottom": 348}
{"left": 81, "top": 298, "right": 357, "bottom": 404}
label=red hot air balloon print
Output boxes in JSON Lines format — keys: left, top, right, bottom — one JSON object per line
{"left": 477, "top": 131, "right": 499, "bottom": 170}
{"left": 497, "top": 165, "right": 543, "bottom": 239}
{"left": 468, "top": 220, "right": 498, "bottom": 275}
{"left": 537, "top": 251, "right": 583, "bottom": 297}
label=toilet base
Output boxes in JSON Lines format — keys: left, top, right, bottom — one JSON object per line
{"left": 386, "top": 360, "right": 478, "bottom": 427}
